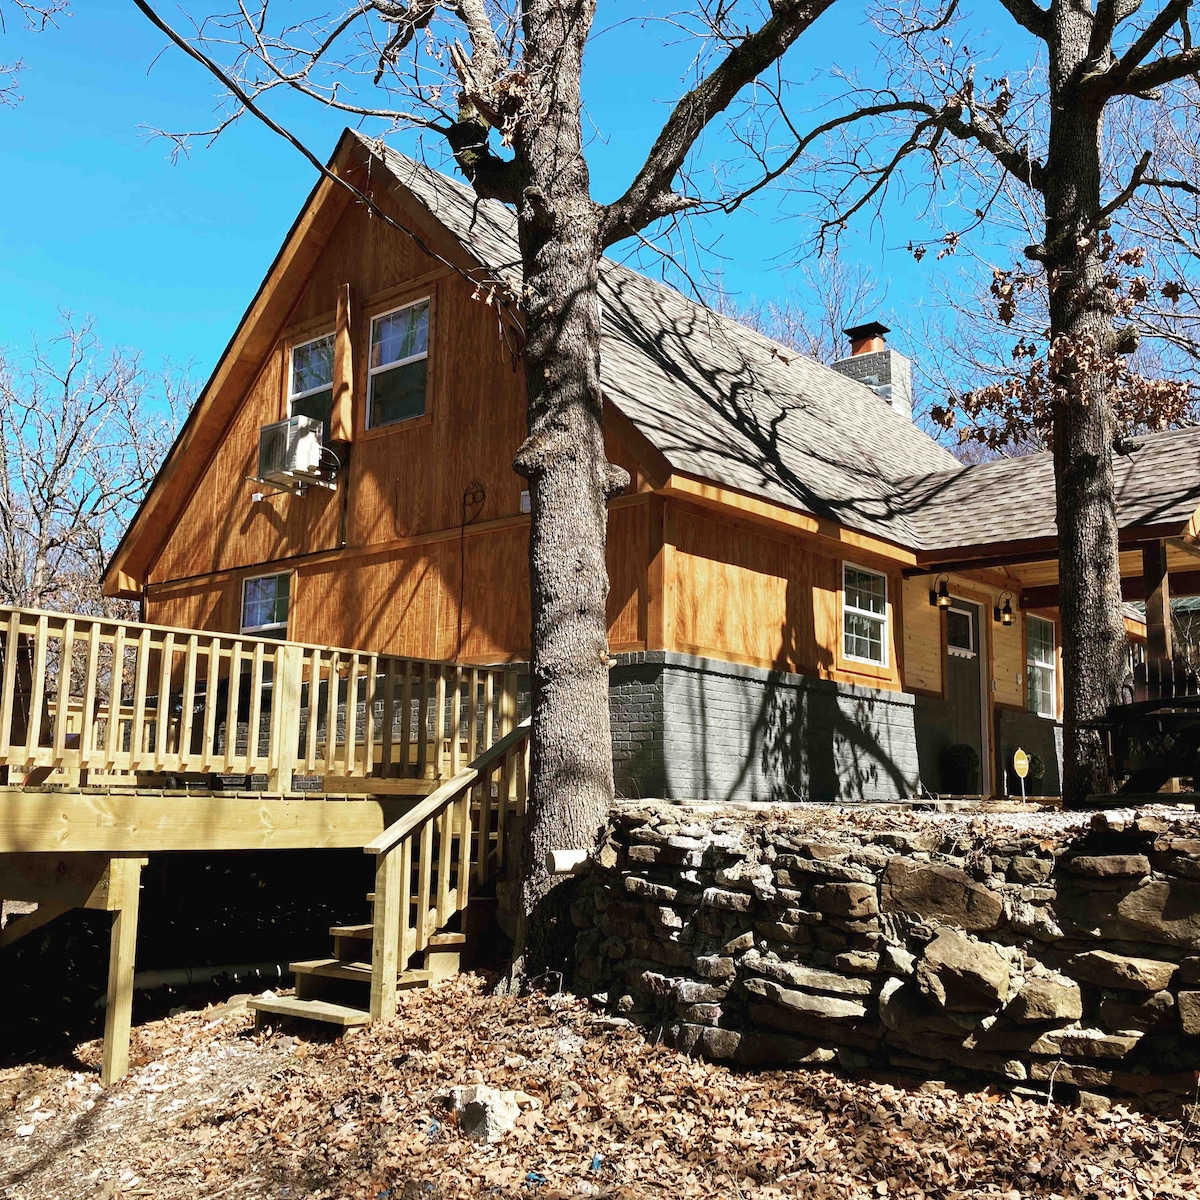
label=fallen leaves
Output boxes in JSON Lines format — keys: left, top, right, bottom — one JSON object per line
{"left": 3, "top": 975, "right": 1200, "bottom": 1199}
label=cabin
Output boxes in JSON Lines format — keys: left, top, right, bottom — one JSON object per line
{"left": 103, "top": 128, "right": 1200, "bottom": 806}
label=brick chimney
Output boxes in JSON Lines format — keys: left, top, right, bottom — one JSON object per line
{"left": 830, "top": 321, "right": 913, "bottom": 421}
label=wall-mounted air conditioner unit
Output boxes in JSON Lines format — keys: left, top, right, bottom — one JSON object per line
{"left": 254, "top": 415, "right": 332, "bottom": 494}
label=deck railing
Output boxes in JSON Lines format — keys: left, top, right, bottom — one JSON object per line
{"left": 0, "top": 605, "right": 523, "bottom": 791}
{"left": 363, "top": 716, "right": 531, "bottom": 1018}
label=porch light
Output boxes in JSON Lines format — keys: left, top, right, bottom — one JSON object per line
{"left": 930, "top": 575, "right": 952, "bottom": 608}
{"left": 994, "top": 592, "right": 1014, "bottom": 626}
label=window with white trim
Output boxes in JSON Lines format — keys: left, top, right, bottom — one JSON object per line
{"left": 368, "top": 298, "right": 429, "bottom": 428}
{"left": 288, "top": 332, "right": 335, "bottom": 434}
{"left": 947, "top": 605, "right": 976, "bottom": 658}
{"left": 1027, "top": 614, "right": 1056, "bottom": 717}
{"left": 241, "top": 573, "right": 291, "bottom": 639}
{"left": 843, "top": 564, "right": 888, "bottom": 665}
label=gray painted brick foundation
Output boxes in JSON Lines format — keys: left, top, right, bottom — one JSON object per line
{"left": 610, "top": 651, "right": 920, "bottom": 803}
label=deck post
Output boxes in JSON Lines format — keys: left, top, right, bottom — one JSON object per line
{"left": 101, "top": 856, "right": 144, "bottom": 1086}
{"left": 270, "top": 644, "right": 305, "bottom": 792}
{"left": 369, "top": 846, "right": 401, "bottom": 1021}
{"left": 1142, "top": 540, "right": 1173, "bottom": 661}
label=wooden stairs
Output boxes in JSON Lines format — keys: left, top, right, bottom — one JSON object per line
{"left": 248, "top": 717, "right": 530, "bottom": 1031}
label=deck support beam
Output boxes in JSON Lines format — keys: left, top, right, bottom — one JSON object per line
{"left": 101, "top": 857, "right": 145, "bottom": 1086}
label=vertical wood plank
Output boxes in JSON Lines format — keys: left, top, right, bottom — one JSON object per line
{"left": 246, "top": 641, "right": 265, "bottom": 772}
{"left": 53, "top": 619, "right": 76, "bottom": 764}
{"left": 25, "top": 615, "right": 49, "bottom": 765}
{"left": 361, "top": 654, "right": 378, "bottom": 776}
{"left": 436, "top": 806, "right": 452, "bottom": 926}
{"left": 178, "top": 635, "right": 199, "bottom": 770}
{"left": 81, "top": 623, "right": 102, "bottom": 765}
{"left": 381, "top": 659, "right": 396, "bottom": 778}
{"left": 105, "top": 626, "right": 127, "bottom": 769}
{"left": 202, "top": 636, "right": 221, "bottom": 773}
{"left": 345, "top": 653, "right": 361, "bottom": 777}
{"left": 467, "top": 668, "right": 480, "bottom": 761}
{"left": 224, "top": 640, "right": 243, "bottom": 773}
{"left": 417, "top": 818, "right": 434, "bottom": 951}
{"left": 369, "top": 848, "right": 401, "bottom": 1021}
{"left": 271, "top": 643, "right": 304, "bottom": 793}
{"left": 415, "top": 662, "right": 429, "bottom": 778}
{"left": 0, "top": 610, "right": 21, "bottom": 758}
{"left": 129, "top": 628, "right": 152, "bottom": 771}
{"left": 449, "top": 666, "right": 462, "bottom": 776}
{"left": 455, "top": 792, "right": 471, "bottom": 910}
{"left": 399, "top": 836, "right": 414, "bottom": 968}
{"left": 399, "top": 660, "right": 413, "bottom": 777}
{"left": 433, "top": 666, "right": 447, "bottom": 779}
{"left": 154, "top": 632, "right": 175, "bottom": 767}
{"left": 304, "top": 650, "right": 322, "bottom": 772}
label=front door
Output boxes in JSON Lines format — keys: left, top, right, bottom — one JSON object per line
{"left": 945, "top": 601, "right": 984, "bottom": 791}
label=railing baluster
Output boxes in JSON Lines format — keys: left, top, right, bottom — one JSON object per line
{"left": 449, "top": 666, "right": 462, "bottom": 777}
{"left": 436, "top": 805, "right": 452, "bottom": 927}
{"left": 246, "top": 640, "right": 265, "bottom": 774}
{"left": 23, "top": 615, "right": 50, "bottom": 767}
{"left": 81, "top": 623, "right": 101, "bottom": 768}
{"left": 455, "top": 791, "right": 471, "bottom": 911}
{"left": 202, "top": 636, "right": 221, "bottom": 773}
{"left": 399, "top": 835, "right": 414, "bottom": 967}
{"left": 483, "top": 670, "right": 494, "bottom": 754}
{"left": 179, "top": 635, "right": 199, "bottom": 772}
{"left": 398, "top": 660, "right": 413, "bottom": 778}
{"left": 129, "top": 628, "right": 152, "bottom": 772}
{"left": 381, "top": 658, "right": 396, "bottom": 778}
{"left": 327, "top": 652, "right": 342, "bottom": 774}
{"left": 0, "top": 610, "right": 21, "bottom": 761}
{"left": 225, "top": 640, "right": 243, "bottom": 774}
{"left": 362, "top": 654, "right": 378, "bottom": 777}
{"left": 53, "top": 618, "right": 76, "bottom": 767}
{"left": 105, "top": 626, "right": 126, "bottom": 771}
{"left": 417, "top": 817, "right": 434, "bottom": 951}
{"left": 345, "top": 652, "right": 360, "bottom": 777}
{"left": 154, "top": 631, "right": 175, "bottom": 769}
{"left": 475, "top": 757, "right": 494, "bottom": 886}
{"left": 467, "top": 668, "right": 480, "bottom": 761}
{"left": 415, "top": 662, "right": 429, "bottom": 778}
{"left": 433, "top": 666, "right": 447, "bottom": 778}
{"left": 304, "top": 650, "right": 321, "bottom": 773}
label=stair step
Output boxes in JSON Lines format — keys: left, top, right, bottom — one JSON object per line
{"left": 248, "top": 995, "right": 371, "bottom": 1028}
{"left": 329, "top": 922, "right": 372, "bottom": 940}
{"left": 290, "top": 957, "right": 435, "bottom": 986}
{"left": 328, "top": 925, "right": 465, "bottom": 945}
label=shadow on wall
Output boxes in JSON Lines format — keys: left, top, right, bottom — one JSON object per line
{"left": 636, "top": 570, "right": 920, "bottom": 804}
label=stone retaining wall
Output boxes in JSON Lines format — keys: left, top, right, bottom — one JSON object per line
{"left": 573, "top": 803, "right": 1200, "bottom": 1110}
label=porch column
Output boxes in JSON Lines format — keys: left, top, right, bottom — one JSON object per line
{"left": 1141, "top": 540, "right": 1173, "bottom": 661}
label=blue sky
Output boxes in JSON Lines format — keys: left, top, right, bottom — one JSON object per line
{"left": 0, "top": 0, "right": 961, "bottom": 390}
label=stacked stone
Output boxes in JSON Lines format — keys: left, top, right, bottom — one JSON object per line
{"left": 572, "top": 805, "right": 1200, "bottom": 1110}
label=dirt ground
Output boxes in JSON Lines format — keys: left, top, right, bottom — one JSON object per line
{"left": 3, "top": 974, "right": 1200, "bottom": 1199}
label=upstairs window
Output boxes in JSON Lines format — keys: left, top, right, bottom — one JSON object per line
{"left": 289, "top": 333, "right": 335, "bottom": 435}
{"left": 1027, "top": 615, "right": 1056, "bottom": 718}
{"left": 843, "top": 564, "right": 888, "bottom": 666}
{"left": 242, "top": 573, "right": 291, "bottom": 639}
{"left": 368, "top": 298, "right": 429, "bottom": 428}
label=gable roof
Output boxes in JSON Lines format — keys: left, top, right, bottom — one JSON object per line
{"left": 371, "top": 136, "right": 961, "bottom": 547}
{"left": 107, "top": 131, "right": 1200, "bottom": 594}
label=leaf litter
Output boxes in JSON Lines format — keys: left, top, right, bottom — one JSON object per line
{"left": 3, "top": 973, "right": 1200, "bottom": 1199}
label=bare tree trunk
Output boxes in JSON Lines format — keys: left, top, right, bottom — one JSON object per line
{"left": 1045, "top": 19, "right": 1126, "bottom": 807}
{"left": 504, "top": 0, "right": 628, "bottom": 987}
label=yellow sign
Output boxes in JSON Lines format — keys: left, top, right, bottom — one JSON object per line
{"left": 1013, "top": 749, "right": 1030, "bottom": 780}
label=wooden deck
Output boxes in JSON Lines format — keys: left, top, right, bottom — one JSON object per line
{"left": 0, "top": 605, "right": 530, "bottom": 1084}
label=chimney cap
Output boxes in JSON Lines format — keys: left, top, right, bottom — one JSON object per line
{"left": 842, "top": 320, "right": 890, "bottom": 341}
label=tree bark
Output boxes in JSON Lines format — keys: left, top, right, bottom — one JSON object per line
{"left": 502, "top": 0, "right": 628, "bottom": 987}
{"left": 1045, "top": 8, "right": 1127, "bottom": 807}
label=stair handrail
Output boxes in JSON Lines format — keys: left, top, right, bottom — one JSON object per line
{"left": 363, "top": 716, "right": 531, "bottom": 857}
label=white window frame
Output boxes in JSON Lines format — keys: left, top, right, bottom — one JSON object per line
{"left": 1027, "top": 614, "right": 1057, "bottom": 718}
{"left": 288, "top": 331, "right": 335, "bottom": 419}
{"left": 946, "top": 604, "right": 977, "bottom": 659}
{"left": 367, "top": 296, "right": 430, "bottom": 429}
{"left": 842, "top": 562, "right": 889, "bottom": 667}
{"left": 241, "top": 571, "right": 291, "bottom": 637}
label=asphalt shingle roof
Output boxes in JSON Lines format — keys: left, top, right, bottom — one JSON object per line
{"left": 369, "top": 135, "right": 1200, "bottom": 554}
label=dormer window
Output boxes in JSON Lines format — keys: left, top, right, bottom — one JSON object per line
{"left": 289, "top": 333, "right": 335, "bottom": 434}
{"left": 368, "top": 298, "right": 429, "bottom": 428}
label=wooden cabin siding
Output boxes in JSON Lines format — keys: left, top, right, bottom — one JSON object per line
{"left": 665, "top": 501, "right": 904, "bottom": 691}
{"left": 902, "top": 576, "right": 942, "bottom": 696}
